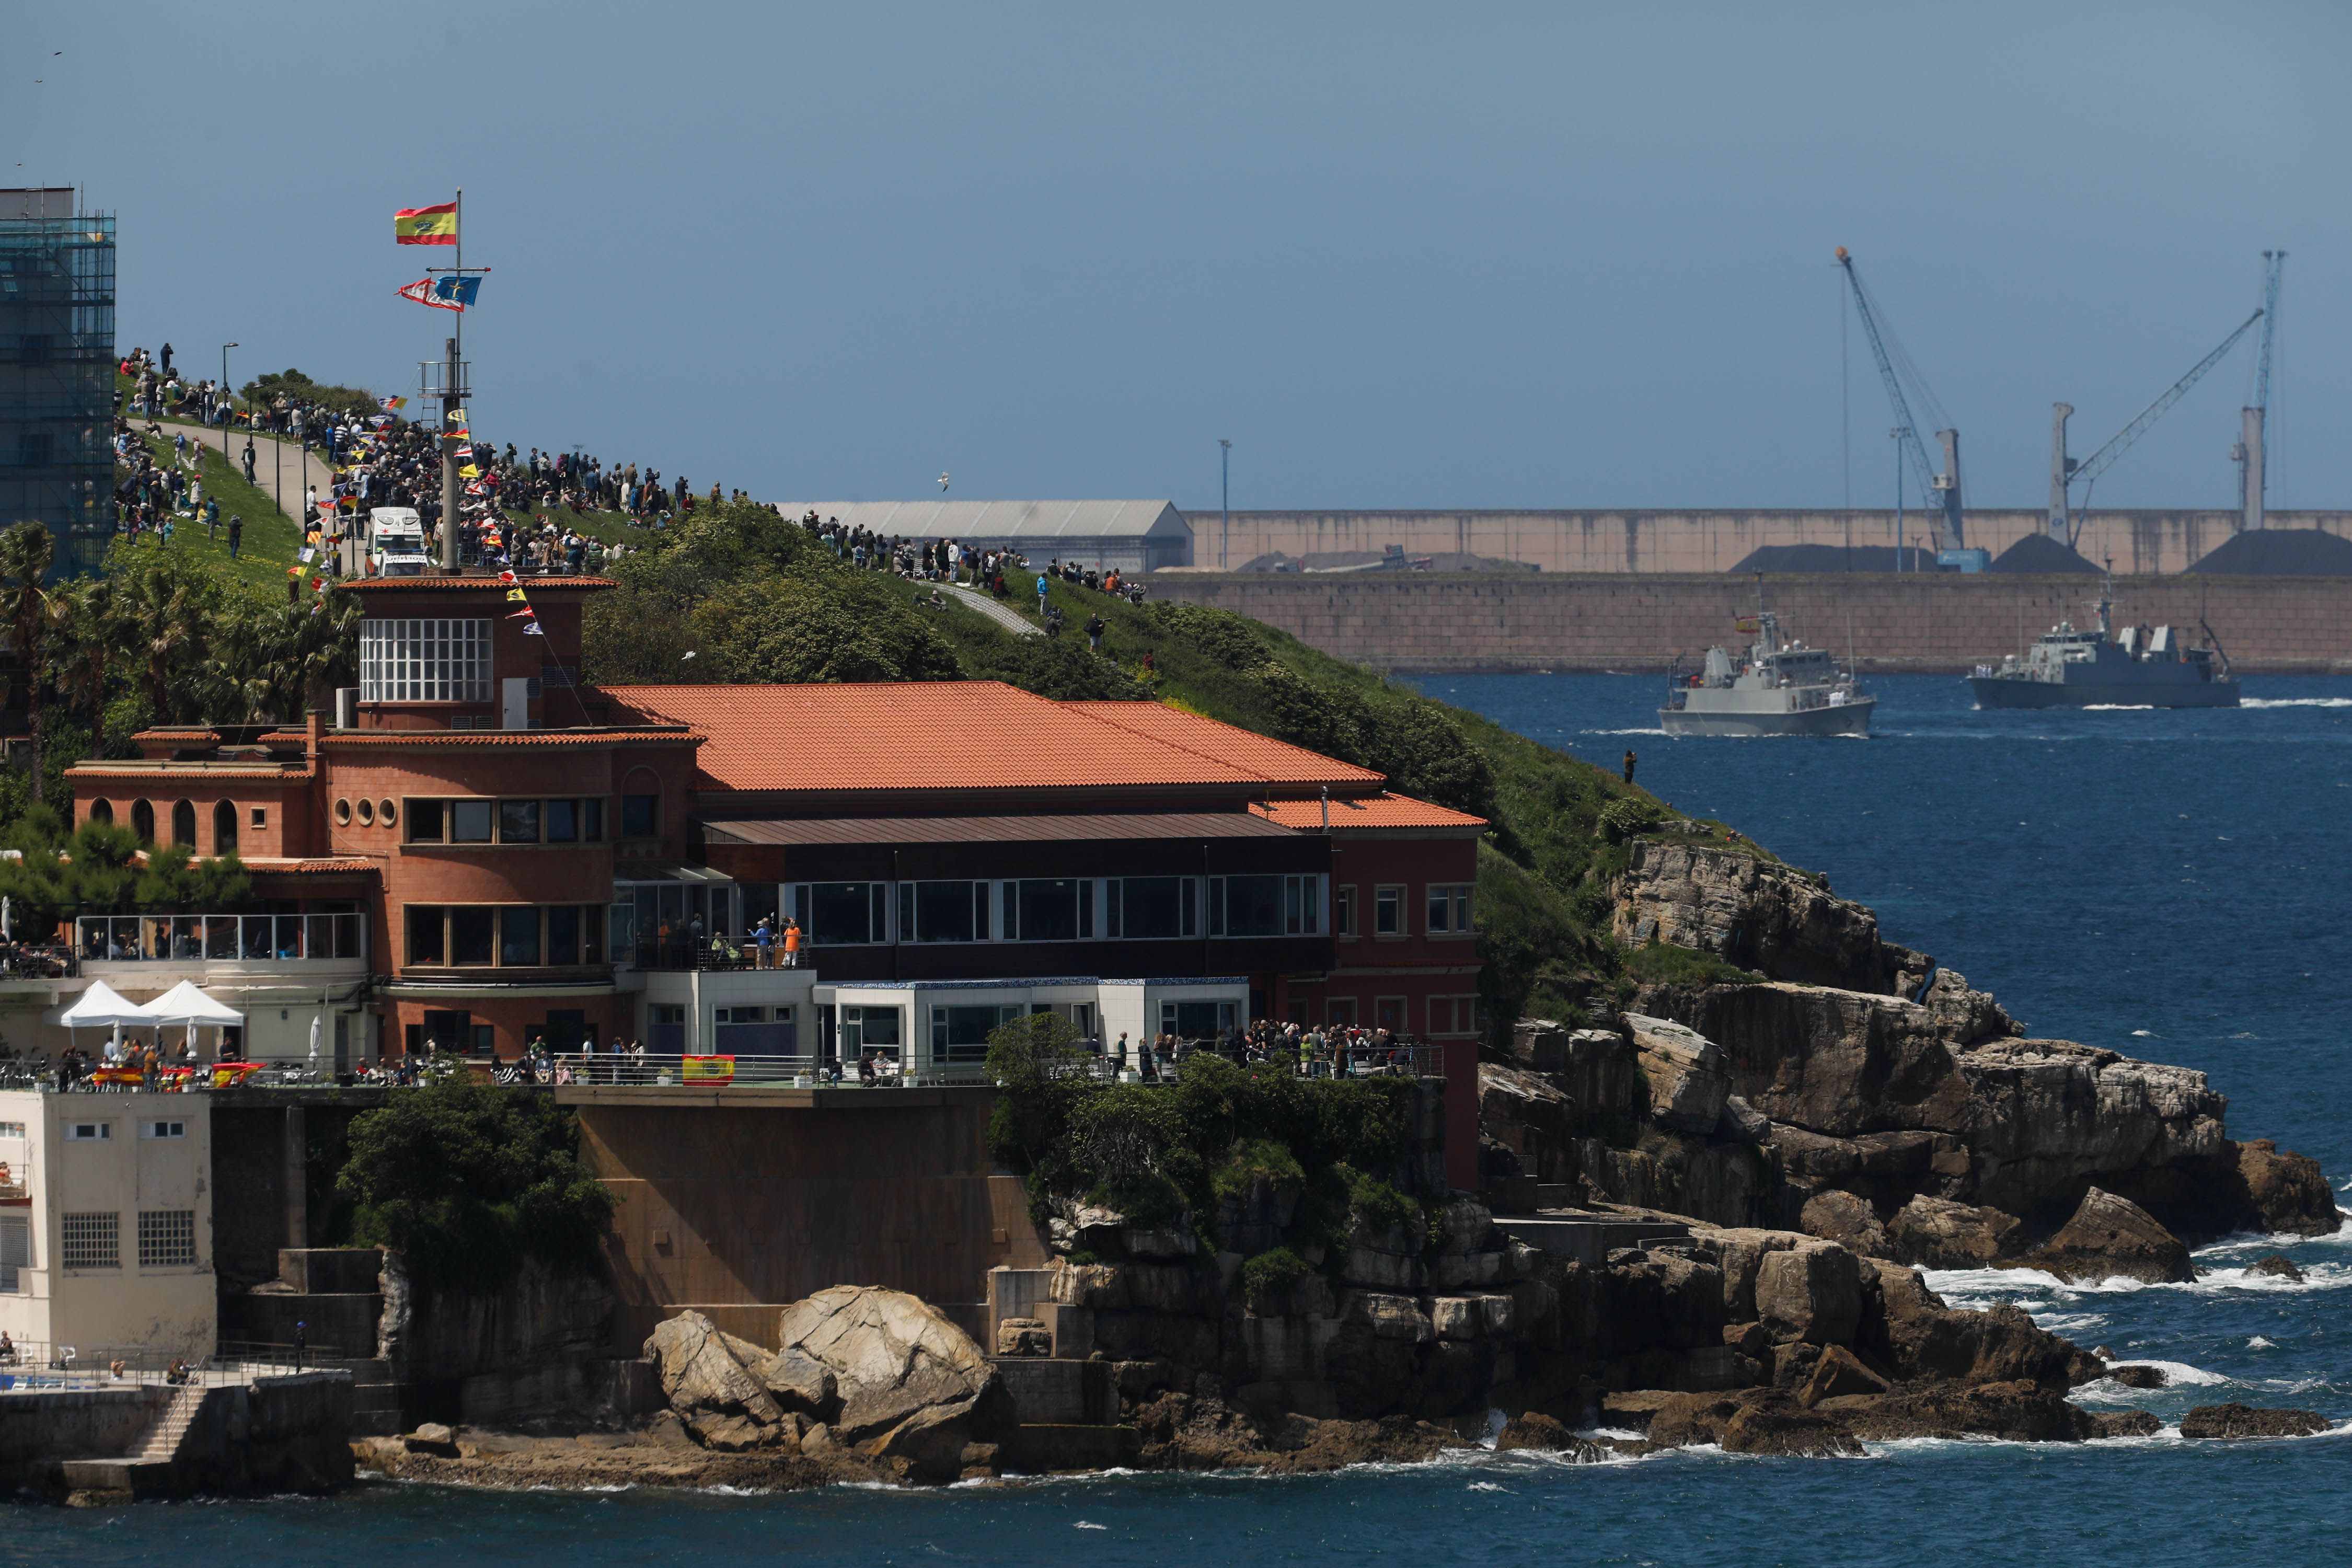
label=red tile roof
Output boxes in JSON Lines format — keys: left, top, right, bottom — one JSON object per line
{"left": 242, "top": 857, "right": 379, "bottom": 874}
{"left": 308, "top": 728, "right": 694, "bottom": 749}
{"left": 340, "top": 575, "right": 616, "bottom": 594}
{"left": 1067, "top": 701, "right": 1386, "bottom": 788}
{"left": 1252, "top": 792, "right": 1488, "bottom": 833}
{"left": 598, "top": 683, "right": 1386, "bottom": 797}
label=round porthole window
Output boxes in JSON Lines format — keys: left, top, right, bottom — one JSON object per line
{"left": 334, "top": 799, "right": 352, "bottom": 825}
{"left": 379, "top": 799, "right": 397, "bottom": 826}
{"left": 356, "top": 799, "right": 375, "bottom": 825}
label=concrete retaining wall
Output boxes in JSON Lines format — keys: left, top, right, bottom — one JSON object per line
{"left": 1150, "top": 572, "right": 2352, "bottom": 674}
{"left": 1189, "top": 509, "right": 2352, "bottom": 577}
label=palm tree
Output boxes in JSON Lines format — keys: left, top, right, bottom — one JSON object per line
{"left": 0, "top": 523, "right": 54, "bottom": 786}
{"left": 48, "top": 576, "right": 114, "bottom": 760}
{"left": 116, "top": 550, "right": 200, "bottom": 723}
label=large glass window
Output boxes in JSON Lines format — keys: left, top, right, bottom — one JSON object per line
{"left": 911, "top": 881, "right": 985, "bottom": 943}
{"left": 1014, "top": 880, "right": 1081, "bottom": 942}
{"left": 406, "top": 905, "right": 446, "bottom": 964}
{"left": 407, "top": 799, "right": 445, "bottom": 843}
{"left": 546, "top": 799, "right": 578, "bottom": 843}
{"left": 500, "top": 800, "right": 540, "bottom": 844}
{"left": 500, "top": 907, "right": 541, "bottom": 966}
{"left": 621, "top": 793, "right": 659, "bottom": 838}
{"left": 450, "top": 800, "right": 494, "bottom": 844}
{"left": 360, "top": 617, "right": 492, "bottom": 702}
{"left": 451, "top": 907, "right": 494, "bottom": 965}
{"left": 1220, "top": 875, "right": 1286, "bottom": 938}
{"left": 1115, "top": 877, "right": 1191, "bottom": 939}
{"left": 806, "top": 882, "right": 882, "bottom": 944}
{"left": 546, "top": 905, "right": 580, "bottom": 965}
{"left": 932, "top": 1004, "right": 1020, "bottom": 1063}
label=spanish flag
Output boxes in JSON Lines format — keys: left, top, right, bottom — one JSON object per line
{"left": 395, "top": 202, "right": 458, "bottom": 246}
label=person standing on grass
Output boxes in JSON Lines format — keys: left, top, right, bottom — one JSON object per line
{"left": 227, "top": 515, "right": 242, "bottom": 559}
{"left": 204, "top": 498, "right": 218, "bottom": 540}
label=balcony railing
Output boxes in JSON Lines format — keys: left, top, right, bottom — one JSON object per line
{"left": 629, "top": 937, "right": 769, "bottom": 972}
{"left": 76, "top": 913, "right": 366, "bottom": 964}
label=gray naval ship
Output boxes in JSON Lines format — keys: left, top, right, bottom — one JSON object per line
{"left": 1967, "top": 582, "right": 2239, "bottom": 709}
{"left": 1661, "top": 609, "right": 1874, "bottom": 736}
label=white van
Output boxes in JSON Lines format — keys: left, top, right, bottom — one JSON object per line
{"left": 368, "top": 508, "right": 428, "bottom": 577}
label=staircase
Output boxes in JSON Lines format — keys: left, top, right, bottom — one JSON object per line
{"left": 57, "top": 1385, "right": 208, "bottom": 1503}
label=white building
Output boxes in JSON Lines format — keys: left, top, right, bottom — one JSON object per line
{"left": 773, "top": 500, "right": 1194, "bottom": 573}
{"left": 0, "top": 1090, "right": 215, "bottom": 1359}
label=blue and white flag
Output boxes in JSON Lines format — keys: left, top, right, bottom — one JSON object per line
{"left": 430, "top": 274, "right": 481, "bottom": 309}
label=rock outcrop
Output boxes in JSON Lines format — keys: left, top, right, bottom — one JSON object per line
{"left": 2021, "top": 1188, "right": 2194, "bottom": 1285}
{"left": 1612, "top": 839, "right": 1896, "bottom": 991}
{"left": 2178, "top": 1403, "right": 2332, "bottom": 1439}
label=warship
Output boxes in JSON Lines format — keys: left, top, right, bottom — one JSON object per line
{"left": 1661, "top": 608, "right": 1874, "bottom": 736}
{"left": 1967, "top": 580, "right": 2238, "bottom": 709}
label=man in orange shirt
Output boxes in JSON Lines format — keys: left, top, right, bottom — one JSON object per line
{"left": 782, "top": 919, "right": 802, "bottom": 968}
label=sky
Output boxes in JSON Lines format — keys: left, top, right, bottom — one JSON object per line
{"left": 6, "top": 2, "right": 2346, "bottom": 514}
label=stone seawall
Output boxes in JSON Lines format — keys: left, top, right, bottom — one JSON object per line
{"left": 1187, "top": 509, "right": 2352, "bottom": 576}
{"left": 1149, "top": 572, "right": 2352, "bottom": 674}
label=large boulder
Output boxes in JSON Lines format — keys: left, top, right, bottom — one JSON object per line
{"left": 1956, "top": 1040, "right": 2226, "bottom": 1215}
{"left": 1653, "top": 984, "right": 1975, "bottom": 1139}
{"left": 776, "top": 1285, "right": 1014, "bottom": 1451}
{"left": 1754, "top": 1243, "right": 1862, "bottom": 1346}
{"left": 1858, "top": 1260, "right": 2099, "bottom": 1388}
{"left": 2179, "top": 1403, "right": 2332, "bottom": 1439}
{"left": 1612, "top": 838, "right": 1893, "bottom": 990}
{"left": 1798, "top": 1191, "right": 1889, "bottom": 1258}
{"left": 1624, "top": 1014, "right": 1731, "bottom": 1135}
{"left": 1884, "top": 1195, "right": 2021, "bottom": 1269}
{"left": 2022, "top": 1188, "right": 2193, "bottom": 1285}
{"left": 644, "top": 1310, "right": 786, "bottom": 1437}
{"left": 2231, "top": 1140, "right": 2344, "bottom": 1236}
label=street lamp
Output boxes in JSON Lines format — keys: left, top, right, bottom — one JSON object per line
{"left": 1889, "top": 426, "right": 1908, "bottom": 571}
{"left": 1218, "top": 439, "right": 1232, "bottom": 570}
{"left": 221, "top": 344, "right": 238, "bottom": 456}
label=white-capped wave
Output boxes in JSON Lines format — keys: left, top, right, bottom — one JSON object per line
{"left": 2242, "top": 697, "right": 2352, "bottom": 709}
{"left": 2250, "top": 1336, "right": 2277, "bottom": 1350}
{"left": 2081, "top": 704, "right": 2157, "bottom": 711}
{"left": 1075, "top": 1520, "right": 1108, "bottom": 1530}
{"left": 1467, "top": 1481, "right": 1511, "bottom": 1492}
{"left": 2103, "top": 1360, "right": 2228, "bottom": 1387}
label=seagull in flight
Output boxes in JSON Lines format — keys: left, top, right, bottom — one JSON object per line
{"left": 938, "top": 471, "right": 950, "bottom": 493}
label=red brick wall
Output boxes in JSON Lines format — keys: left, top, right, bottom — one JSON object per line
{"left": 1154, "top": 572, "right": 2352, "bottom": 674}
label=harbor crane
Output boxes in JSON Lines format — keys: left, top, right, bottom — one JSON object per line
{"left": 2047, "top": 306, "right": 2264, "bottom": 548}
{"left": 2232, "top": 251, "right": 2284, "bottom": 531}
{"left": 1836, "top": 247, "right": 1967, "bottom": 556}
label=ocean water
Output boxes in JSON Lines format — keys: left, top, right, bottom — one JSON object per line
{"left": 16, "top": 674, "right": 2352, "bottom": 1564}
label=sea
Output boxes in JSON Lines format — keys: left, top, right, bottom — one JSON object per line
{"left": 17, "top": 674, "right": 2352, "bottom": 1565}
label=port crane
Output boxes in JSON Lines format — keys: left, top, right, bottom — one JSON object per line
{"left": 2047, "top": 305, "right": 2264, "bottom": 548}
{"left": 2232, "top": 251, "right": 2284, "bottom": 532}
{"left": 1836, "top": 247, "right": 1967, "bottom": 556}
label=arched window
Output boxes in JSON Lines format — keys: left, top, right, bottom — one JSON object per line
{"left": 171, "top": 800, "right": 197, "bottom": 848}
{"left": 131, "top": 800, "right": 155, "bottom": 844}
{"left": 88, "top": 799, "right": 114, "bottom": 826}
{"left": 213, "top": 799, "right": 239, "bottom": 856}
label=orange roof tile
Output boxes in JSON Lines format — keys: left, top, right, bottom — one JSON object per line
{"left": 309, "top": 729, "right": 694, "bottom": 749}
{"left": 341, "top": 575, "right": 616, "bottom": 593}
{"left": 597, "top": 682, "right": 1383, "bottom": 797}
{"left": 1068, "top": 701, "right": 1386, "bottom": 789}
{"left": 1252, "top": 791, "right": 1488, "bottom": 833}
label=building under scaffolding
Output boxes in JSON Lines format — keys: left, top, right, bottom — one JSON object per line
{"left": 0, "top": 189, "right": 115, "bottom": 577}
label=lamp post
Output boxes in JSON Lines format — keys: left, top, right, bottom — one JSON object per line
{"left": 1218, "top": 439, "right": 1232, "bottom": 570}
{"left": 1889, "top": 426, "right": 1907, "bottom": 571}
{"left": 220, "top": 344, "right": 238, "bottom": 456}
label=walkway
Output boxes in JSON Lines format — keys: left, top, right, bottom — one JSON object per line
{"left": 941, "top": 583, "right": 1041, "bottom": 637}
{"left": 156, "top": 420, "right": 336, "bottom": 525}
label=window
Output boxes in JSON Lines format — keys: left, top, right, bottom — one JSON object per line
{"left": 804, "top": 882, "right": 884, "bottom": 944}
{"left": 451, "top": 907, "right": 494, "bottom": 965}
{"left": 66, "top": 1122, "right": 110, "bottom": 1141}
{"left": 1159, "top": 1000, "right": 1238, "bottom": 1039}
{"left": 1431, "top": 996, "right": 1480, "bottom": 1037}
{"left": 450, "top": 800, "right": 494, "bottom": 843}
{"left": 621, "top": 793, "right": 659, "bottom": 838}
{"left": 1335, "top": 885, "right": 1357, "bottom": 937}
{"left": 546, "top": 799, "right": 578, "bottom": 843}
{"left": 0, "top": 1213, "right": 26, "bottom": 1293}
{"left": 407, "top": 799, "right": 445, "bottom": 843}
{"left": 250, "top": 806, "right": 267, "bottom": 829}
{"left": 1427, "top": 883, "right": 1475, "bottom": 936}
{"left": 547, "top": 904, "right": 580, "bottom": 966}
{"left": 499, "top": 907, "right": 542, "bottom": 966}
{"left": 1012, "top": 880, "right": 1083, "bottom": 942}
{"left": 87, "top": 799, "right": 113, "bottom": 826}
{"left": 1212, "top": 875, "right": 1321, "bottom": 937}
{"left": 140, "top": 1121, "right": 186, "bottom": 1139}
{"left": 1327, "top": 997, "right": 1358, "bottom": 1028}
{"left": 406, "top": 905, "right": 446, "bottom": 964}
{"left": 1374, "top": 885, "right": 1404, "bottom": 937}
{"left": 359, "top": 617, "right": 492, "bottom": 702}
{"left": 170, "top": 799, "right": 196, "bottom": 847}
{"left": 214, "top": 799, "right": 238, "bottom": 853}
{"left": 931, "top": 1004, "right": 1020, "bottom": 1063}
{"left": 908, "top": 881, "right": 987, "bottom": 943}
{"left": 131, "top": 799, "right": 155, "bottom": 844}
{"left": 139, "top": 1210, "right": 197, "bottom": 1269}
{"left": 61, "top": 1212, "right": 119, "bottom": 1270}
{"left": 499, "top": 800, "right": 541, "bottom": 844}
{"left": 0, "top": 1121, "right": 24, "bottom": 1140}
{"left": 1111, "top": 878, "right": 1193, "bottom": 940}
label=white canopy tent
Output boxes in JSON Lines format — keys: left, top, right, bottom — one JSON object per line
{"left": 59, "top": 980, "right": 153, "bottom": 1060}
{"left": 145, "top": 979, "right": 246, "bottom": 1060}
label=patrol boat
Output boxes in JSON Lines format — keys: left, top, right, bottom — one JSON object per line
{"left": 1660, "top": 608, "right": 1874, "bottom": 736}
{"left": 1966, "top": 581, "right": 2238, "bottom": 709}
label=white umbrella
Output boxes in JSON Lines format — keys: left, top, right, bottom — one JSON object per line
{"left": 308, "top": 1014, "right": 322, "bottom": 1069}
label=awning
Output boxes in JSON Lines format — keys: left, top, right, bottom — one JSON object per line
{"left": 142, "top": 979, "right": 246, "bottom": 1026}
{"left": 702, "top": 811, "right": 1299, "bottom": 848}
{"left": 59, "top": 981, "right": 153, "bottom": 1029}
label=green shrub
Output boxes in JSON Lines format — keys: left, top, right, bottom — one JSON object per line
{"left": 1617, "top": 940, "right": 1759, "bottom": 989}
{"left": 1347, "top": 1170, "right": 1420, "bottom": 1236}
{"left": 337, "top": 1079, "right": 615, "bottom": 1289}
{"left": 1599, "top": 795, "right": 1665, "bottom": 842}
{"left": 1210, "top": 1138, "right": 1307, "bottom": 1205}
{"left": 1240, "top": 1246, "right": 1311, "bottom": 1312}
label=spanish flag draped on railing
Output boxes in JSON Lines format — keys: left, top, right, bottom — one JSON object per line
{"left": 395, "top": 202, "right": 458, "bottom": 246}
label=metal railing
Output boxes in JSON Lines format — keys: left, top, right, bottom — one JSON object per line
{"left": 76, "top": 912, "right": 365, "bottom": 964}
{"left": 0, "top": 1339, "right": 344, "bottom": 1393}
{"left": 537, "top": 1041, "right": 1447, "bottom": 1090}
{"left": 629, "top": 937, "right": 770, "bottom": 972}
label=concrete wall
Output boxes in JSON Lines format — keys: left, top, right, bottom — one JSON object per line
{"left": 1150, "top": 572, "right": 2352, "bottom": 675}
{"left": 1187, "top": 509, "right": 2352, "bottom": 577}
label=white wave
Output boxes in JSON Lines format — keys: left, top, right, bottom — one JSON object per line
{"left": 2102, "top": 1360, "right": 2228, "bottom": 1387}
{"left": 1467, "top": 1481, "right": 1511, "bottom": 1492}
{"left": 2081, "top": 704, "right": 2157, "bottom": 711}
{"left": 2242, "top": 697, "right": 2352, "bottom": 709}
{"left": 1075, "top": 1520, "right": 1108, "bottom": 1530}
{"left": 2130, "top": 1029, "right": 2157, "bottom": 1037}
{"left": 1585, "top": 727, "right": 1668, "bottom": 736}
{"left": 2250, "top": 1336, "right": 2277, "bottom": 1349}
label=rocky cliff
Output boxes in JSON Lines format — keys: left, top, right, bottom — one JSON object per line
{"left": 1485, "top": 839, "right": 2339, "bottom": 1273}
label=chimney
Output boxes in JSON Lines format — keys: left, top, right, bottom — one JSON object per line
{"left": 306, "top": 708, "right": 325, "bottom": 758}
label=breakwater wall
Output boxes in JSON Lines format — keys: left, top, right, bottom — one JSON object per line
{"left": 1149, "top": 572, "right": 2352, "bottom": 674}
{"left": 1183, "top": 510, "right": 2352, "bottom": 575}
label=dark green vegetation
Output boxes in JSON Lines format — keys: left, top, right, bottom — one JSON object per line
{"left": 0, "top": 809, "right": 250, "bottom": 928}
{"left": 985, "top": 1012, "right": 1431, "bottom": 1286}
{"left": 336, "top": 1078, "right": 616, "bottom": 1289}
{"left": 239, "top": 367, "right": 381, "bottom": 422}
{"left": 0, "top": 521, "right": 360, "bottom": 826}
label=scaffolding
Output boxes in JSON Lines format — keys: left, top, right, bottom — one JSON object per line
{"left": 0, "top": 191, "right": 116, "bottom": 578}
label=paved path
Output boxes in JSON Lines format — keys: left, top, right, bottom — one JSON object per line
{"left": 156, "top": 419, "right": 336, "bottom": 524}
{"left": 942, "top": 583, "right": 1042, "bottom": 637}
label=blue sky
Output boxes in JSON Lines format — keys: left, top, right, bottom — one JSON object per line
{"left": 8, "top": 2, "right": 2344, "bottom": 513}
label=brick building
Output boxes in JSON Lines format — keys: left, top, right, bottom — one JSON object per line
{"left": 60, "top": 572, "right": 1485, "bottom": 1175}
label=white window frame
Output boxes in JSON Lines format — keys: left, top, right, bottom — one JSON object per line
{"left": 140, "top": 1120, "right": 187, "bottom": 1140}
{"left": 359, "top": 617, "right": 492, "bottom": 703}
{"left": 1426, "top": 883, "right": 1475, "bottom": 936}
{"left": 61, "top": 1211, "right": 120, "bottom": 1271}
